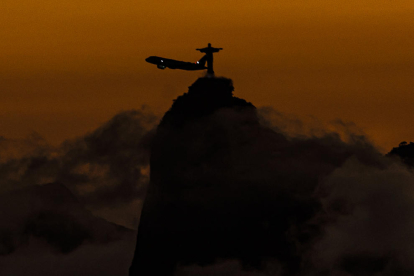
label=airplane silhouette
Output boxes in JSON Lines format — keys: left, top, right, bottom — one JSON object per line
{"left": 145, "top": 43, "right": 222, "bottom": 74}
{"left": 145, "top": 55, "right": 207, "bottom": 71}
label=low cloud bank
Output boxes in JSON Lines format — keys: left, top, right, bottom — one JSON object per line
{"left": 0, "top": 109, "right": 157, "bottom": 227}
{"left": 0, "top": 108, "right": 157, "bottom": 269}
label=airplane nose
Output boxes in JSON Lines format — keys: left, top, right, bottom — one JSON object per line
{"left": 145, "top": 57, "right": 150, "bottom": 62}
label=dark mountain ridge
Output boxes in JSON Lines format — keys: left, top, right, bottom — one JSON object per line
{"left": 130, "top": 77, "right": 401, "bottom": 276}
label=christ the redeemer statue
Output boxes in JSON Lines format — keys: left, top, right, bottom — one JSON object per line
{"left": 196, "top": 43, "right": 223, "bottom": 75}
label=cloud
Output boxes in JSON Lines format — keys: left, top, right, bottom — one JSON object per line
{"left": 0, "top": 108, "right": 157, "bottom": 229}
{"left": 0, "top": 182, "right": 134, "bottom": 256}
{"left": 57, "top": 108, "right": 157, "bottom": 207}
{"left": 0, "top": 132, "right": 50, "bottom": 163}
{"left": 310, "top": 158, "right": 414, "bottom": 275}
{"left": 0, "top": 237, "right": 136, "bottom": 276}
{"left": 0, "top": 107, "right": 156, "bottom": 264}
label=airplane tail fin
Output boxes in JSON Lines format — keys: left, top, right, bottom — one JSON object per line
{"left": 197, "top": 55, "right": 207, "bottom": 67}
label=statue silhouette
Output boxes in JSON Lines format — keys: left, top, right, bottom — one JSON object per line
{"left": 196, "top": 43, "right": 223, "bottom": 75}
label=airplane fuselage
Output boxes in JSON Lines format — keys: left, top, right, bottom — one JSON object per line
{"left": 145, "top": 56, "right": 207, "bottom": 71}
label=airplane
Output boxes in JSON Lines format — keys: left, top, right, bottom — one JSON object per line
{"left": 145, "top": 55, "right": 207, "bottom": 71}
{"left": 145, "top": 43, "right": 222, "bottom": 74}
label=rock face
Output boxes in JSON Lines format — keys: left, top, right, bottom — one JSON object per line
{"left": 129, "top": 77, "right": 320, "bottom": 275}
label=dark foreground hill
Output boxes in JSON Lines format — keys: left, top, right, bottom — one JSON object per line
{"left": 129, "top": 77, "right": 390, "bottom": 276}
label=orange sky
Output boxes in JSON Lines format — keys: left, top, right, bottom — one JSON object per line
{"left": 1, "top": 0, "right": 414, "bottom": 151}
